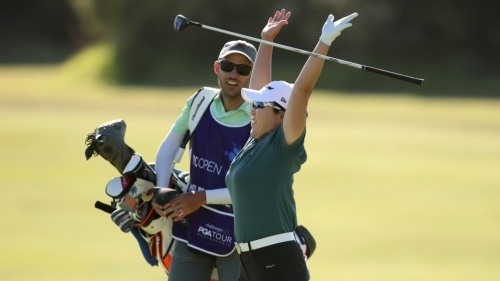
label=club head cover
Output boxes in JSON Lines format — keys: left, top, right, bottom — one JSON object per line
{"left": 85, "top": 119, "right": 135, "bottom": 173}
{"left": 111, "top": 208, "right": 134, "bottom": 233}
{"left": 153, "top": 187, "right": 179, "bottom": 206}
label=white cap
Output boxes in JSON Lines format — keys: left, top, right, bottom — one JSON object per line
{"left": 218, "top": 40, "right": 257, "bottom": 63}
{"left": 241, "top": 80, "right": 293, "bottom": 110}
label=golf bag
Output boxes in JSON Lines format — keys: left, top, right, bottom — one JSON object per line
{"left": 85, "top": 119, "right": 182, "bottom": 273}
{"left": 85, "top": 119, "right": 316, "bottom": 280}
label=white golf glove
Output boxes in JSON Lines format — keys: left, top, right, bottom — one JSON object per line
{"left": 319, "top": 12, "right": 358, "bottom": 46}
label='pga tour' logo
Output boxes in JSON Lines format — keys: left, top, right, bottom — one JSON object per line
{"left": 197, "top": 226, "right": 232, "bottom": 245}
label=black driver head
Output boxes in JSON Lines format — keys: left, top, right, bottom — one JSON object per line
{"left": 174, "top": 15, "right": 191, "bottom": 31}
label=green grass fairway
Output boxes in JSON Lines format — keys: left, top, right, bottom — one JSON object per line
{"left": 1, "top": 66, "right": 499, "bottom": 281}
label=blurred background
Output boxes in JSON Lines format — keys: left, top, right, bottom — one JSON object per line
{"left": 1, "top": 0, "right": 498, "bottom": 95}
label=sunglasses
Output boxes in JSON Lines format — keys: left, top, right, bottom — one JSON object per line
{"left": 219, "top": 60, "right": 252, "bottom": 76}
{"left": 252, "top": 101, "right": 284, "bottom": 111}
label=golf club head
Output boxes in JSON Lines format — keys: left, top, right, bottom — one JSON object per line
{"left": 174, "top": 15, "right": 191, "bottom": 31}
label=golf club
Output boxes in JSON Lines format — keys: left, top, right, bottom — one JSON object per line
{"left": 174, "top": 15, "right": 424, "bottom": 86}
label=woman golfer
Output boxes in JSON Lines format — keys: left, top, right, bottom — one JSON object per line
{"left": 226, "top": 11, "right": 358, "bottom": 281}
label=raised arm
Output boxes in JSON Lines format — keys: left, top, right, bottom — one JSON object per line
{"left": 283, "top": 13, "right": 358, "bottom": 144}
{"left": 249, "top": 9, "right": 291, "bottom": 90}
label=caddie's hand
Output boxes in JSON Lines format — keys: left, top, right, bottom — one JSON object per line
{"left": 151, "top": 196, "right": 165, "bottom": 216}
{"left": 152, "top": 187, "right": 178, "bottom": 217}
{"left": 261, "top": 8, "right": 291, "bottom": 41}
{"left": 164, "top": 191, "right": 206, "bottom": 222}
{"left": 319, "top": 12, "right": 358, "bottom": 46}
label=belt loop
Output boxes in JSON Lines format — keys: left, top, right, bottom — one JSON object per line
{"left": 248, "top": 242, "right": 252, "bottom": 251}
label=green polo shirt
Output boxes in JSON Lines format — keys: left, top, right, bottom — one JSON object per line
{"left": 172, "top": 91, "right": 251, "bottom": 134}
{"left": 226, "top": 125, "right": 307, "bottom": 243}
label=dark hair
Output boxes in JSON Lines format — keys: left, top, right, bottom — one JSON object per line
{"left": 272, "top": 101, "right": 285, "bottom": 113}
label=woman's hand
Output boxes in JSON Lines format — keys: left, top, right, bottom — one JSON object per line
{"left": 261, "top": 9, "right": 292, "bottom": 41}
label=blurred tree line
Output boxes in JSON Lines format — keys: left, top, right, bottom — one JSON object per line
{"left": 1, "top": 0, "right": 498, "bottom": 95}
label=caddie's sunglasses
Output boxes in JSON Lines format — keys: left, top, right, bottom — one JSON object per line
{"left": 219, "top": 60, "right": 252, "bottom": 76}
{"left": 252, "top": 101, "right": 284, "bottom": 111}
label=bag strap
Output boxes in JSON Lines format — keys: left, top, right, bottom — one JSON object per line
{"left": 173, "top": 87, "right": 218, "bottom": 163}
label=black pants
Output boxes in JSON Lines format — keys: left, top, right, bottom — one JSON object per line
{"left": 238, "top": 241, "right": 309, "bottom": 281}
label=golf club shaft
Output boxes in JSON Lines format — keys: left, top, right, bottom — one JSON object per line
{"left": 194, "top": 22, "right": 424, "bottom": 86}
